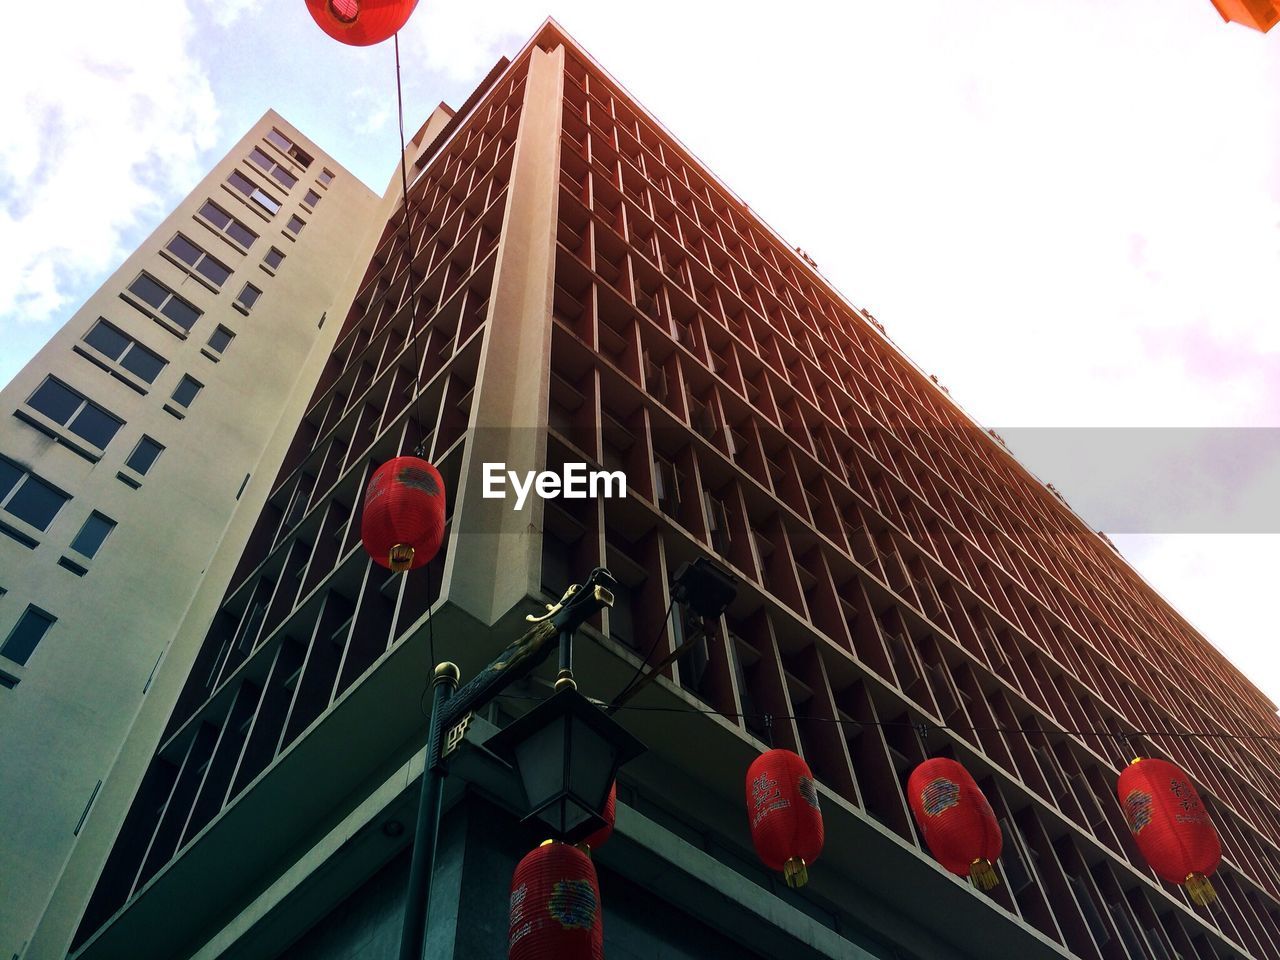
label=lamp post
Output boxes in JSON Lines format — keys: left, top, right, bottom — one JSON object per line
{"left": 397, "top": 567, "right": 637, "bottom": 960}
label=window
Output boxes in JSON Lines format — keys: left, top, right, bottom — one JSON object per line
{"left": 71, "top": 512, "right": 115, "bottom": 558}
{"left": 171, "top": 375, "right": 203, "bottom": 409}
{"left": 248, "top": 147, "right": 299, "bottom": 189}
{"left": 0, "top": 459, "right": 70, "bottom": 531}
{"left": 285, "top": 215, "right": 305, "bottom": 236}
{"left": 317, "top": 168, "right": 334, "bottom": 186}
{"left": 206, "top": 326, "right": 234, "bottom": 355}
{"left": 197, "top": 200, "right": 258, "bottom": 249}
{"left": 303, "top": 189, "right": 321, "bottom": 207}
{"left": 82, "top": 320, "right": 167, "bottom": 383}
{"left": 263, "top": 247, "right": 285, "bottom": 270}
{"left": 235, "top": 284, "right": 262, "bottom": 311}
{"left": 1, "top": 606, "right": 56, "bottom": 666}
{"left": 265, "top": 128, "right": 313, "bottom": 168}
{"left": 227, "top": 171, "right": 282, "bottom": 215}
{"left": 163, "top": 234, "right": 232, "bottom": 287}
{"left": 24, "top": 377, "right": 123, "bottom": 449}
{"left": 125, "top": 436, "right": 164, "bottom": 475}
{"left": 126, "top": 273, "right": 202, "bottom": 333}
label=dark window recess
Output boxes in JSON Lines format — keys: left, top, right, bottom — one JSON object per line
{"left": 0, "top": 458, "right": 70, "bottom": 531}
{"left": 171, "top": 376, "right": 203, "bottom": 409}
{"left": 236, "top": 284, "right": 262, "bottom": 310}
{"left": 26, "top": 377, "right": 124, "bottom": 449}
{"left": 0, "top": 670, "right": 17, "bottom": 689}
{"left": 83, "top": 320, "right": 167, "bottom": 383}
{"left": 249, "top": 147, "right": 298, "bottom": 189}
{"left": 285, "top": 215, "right": 305, "bottom": 235}
{"left": 127, "top": 274, "right": 202, "bottom": 332}
{"left": 227, "top": 171, "right": 281, "bottom": 215}
{"left": 71, "top": 512, "right": 116, "bottom": 558}
{"left": 164, "top": 234, "right": 232, "bottom": 287}
{"left": 303, "top": 189, "right": 321, "bottom": 207}
{"left": 125, "top": 436, "right": 164, "bottom": 475}
{"left": 266, "top": 128, "right": 313, "bottom": 168}
{"left": 206, "top": 326, "right": 234, "bottom": 355}
{"left": 198, "top": 200, "right": 258, "bottom": 248}
{"left": 263, "top": 247, "right": 285, "bottom": 269}
{"left": 317, "top": 169, "right": 334, "bottom": 186}
{"left": 2, "top": 606, "right": 56, "bottom": 666}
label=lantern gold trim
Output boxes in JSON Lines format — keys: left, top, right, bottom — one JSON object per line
{"left": 783, "top": 857, "right": 809, "bottom": 888}
{"left": 389, "top": 543, "right": 414, "bottom": 571}
{"left": 1185, "top": 872, "right": 1218, "bottom": 907}
{"left": 969, "top": 858, "right": 1000, "bottom": 890}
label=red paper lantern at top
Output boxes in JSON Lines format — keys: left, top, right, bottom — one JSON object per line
{"left": 907, "top": 757, "right": 1003, "bottom": 890}
{"left": 745, "top": 748, "right": 824, "bottom": 888}
{"left": 509, "top": 842, "right": 604, "bottom": 960}
{"left": 579, "top": 781, "right": 615, "bottom": 852}
{"left": 1117, "top": 757, "right": 1222, "bottom": 906}
{"left": 361, "top": 456, "right": 445, "bottom": 572}
{"left": 1209, "top": 0, "right": 1278, "bottom": 34}
{"left": 305, "top": 0, "right": 419, "bottom": 46}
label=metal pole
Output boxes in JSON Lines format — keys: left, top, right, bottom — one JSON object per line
{"left": 398, "top": 661, "right": 459, "bottom": 960}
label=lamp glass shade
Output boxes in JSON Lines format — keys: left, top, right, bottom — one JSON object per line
{"left": 487, "top": 688, "right": 644, "bottom": 842}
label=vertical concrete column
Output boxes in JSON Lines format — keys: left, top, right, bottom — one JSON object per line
{"left": 444, "top": 45, "right": 565, "bottom": 626}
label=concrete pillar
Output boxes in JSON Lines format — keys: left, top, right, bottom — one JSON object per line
{"left": 443, "top": 44, "right": 565, "bottom": 627}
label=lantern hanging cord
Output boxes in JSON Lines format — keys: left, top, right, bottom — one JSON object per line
{"left": 499, "top": 693, "right": 1280, "bottom": 745}
{"left": 394, "top": 32, "right": 429, "bottom": 457}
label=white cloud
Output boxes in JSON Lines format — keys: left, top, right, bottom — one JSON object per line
{"left": 203, "top": 0, "right": 264, "bottom": 28}
{"left": 0, "top": 2, "right": 219, "bottom": 330}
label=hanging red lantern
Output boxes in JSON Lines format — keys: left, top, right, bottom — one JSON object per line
{"left": 579, "top": 781, "right": 615, "bottom": 852}
{"left": 509, "top": 841, "right": 604, "bottom": 960}
{"left": 907, "top": 757, "right": 1002, "bottom": 890}
{"left": 1209, "top": 0, "right": 1278, "bottom": 33}
{"left": 360, "top": 456, "right": 445, "bottom": 571}
{"left": 304, "top": 0, "right": 419, "bottom": 46}
{"left": 745, "top": 749, "right": 824, "bottom": 888}
{"left": 1117, "top": 757, "right": 1221, "bottom": 906}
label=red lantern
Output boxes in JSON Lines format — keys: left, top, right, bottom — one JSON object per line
{"left": 304, "top": 0, "right": 419, "bottom": 46}
{"left": 1117, "top": 757, "right": 1221, "bottom": 906}
{"left": 579, "top": 781, "right": 615, "bottom": 851}
{"left": 509, "top": 841, "right": 604, "bottom": 960}
{"left": 360, "top": 456, "right": 445, "bottom": 571}
{"left": 745, "top": 749, "right": 824, "bottom": 888}
{"left": 1209, "top": 0, "right": 1278, "bottom": 34}
{"left": 907, "top": 758, "right": 1002, "bottom": 890}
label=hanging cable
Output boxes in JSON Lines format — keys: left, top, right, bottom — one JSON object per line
{"left": 607, "top": 597, "right": 677, "bottom": 711}
{"left": 502, "top": 692, "right": 1280, "bottom": 746}
{"left": 393, "top": 32, "right": 430, "bottom": 456}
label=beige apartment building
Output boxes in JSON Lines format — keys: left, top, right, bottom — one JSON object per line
{"left": 0, "top": 111, "right": 381, "bottom": 958}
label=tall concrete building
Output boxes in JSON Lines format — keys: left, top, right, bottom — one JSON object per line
{"left": 0, "top": 112, "right": 381, "bottom": 958}
{"left": 16, "top": 19, "right": 1280, "bottom": 960}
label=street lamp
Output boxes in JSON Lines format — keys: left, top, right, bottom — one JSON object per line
{"left": 398, "top": 567, "right": 638, "bottom": 960}
{"left": 486, "top": 685, "right": 644, "bottom": 842}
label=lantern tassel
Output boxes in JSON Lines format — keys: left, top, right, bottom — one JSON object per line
{"left": 389, "top": 543, "right": 415, "bottom": 571}
{"left": 969, "top": 858, "right": 1000, "bottom": 891}
{"left": 1185, "top": 873, "right": 1217, "bottom": 907}
{"left": 783, "top": 857, "right": 809, "bottom": 888}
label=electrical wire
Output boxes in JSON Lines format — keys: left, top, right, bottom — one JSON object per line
{"left": 502, "top": 692, "right": 1280, "bottom": 746}
{"left": 608, "top": 597, "right": 677, "bottom": 710}
{"left": 393, "top": 32, "right": 429, "bottom": 456}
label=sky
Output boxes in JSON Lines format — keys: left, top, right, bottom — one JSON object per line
{"left": 1, "top": 1, "right": 1277, "bottom": 705}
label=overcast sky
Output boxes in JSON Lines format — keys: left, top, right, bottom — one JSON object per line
{"left": 1, "top": 1, "right": 1277, "bottom": 706}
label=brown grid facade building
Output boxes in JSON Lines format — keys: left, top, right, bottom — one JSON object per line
{"left": 47, "top": 21, "right": 1280, "bottom": 960}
